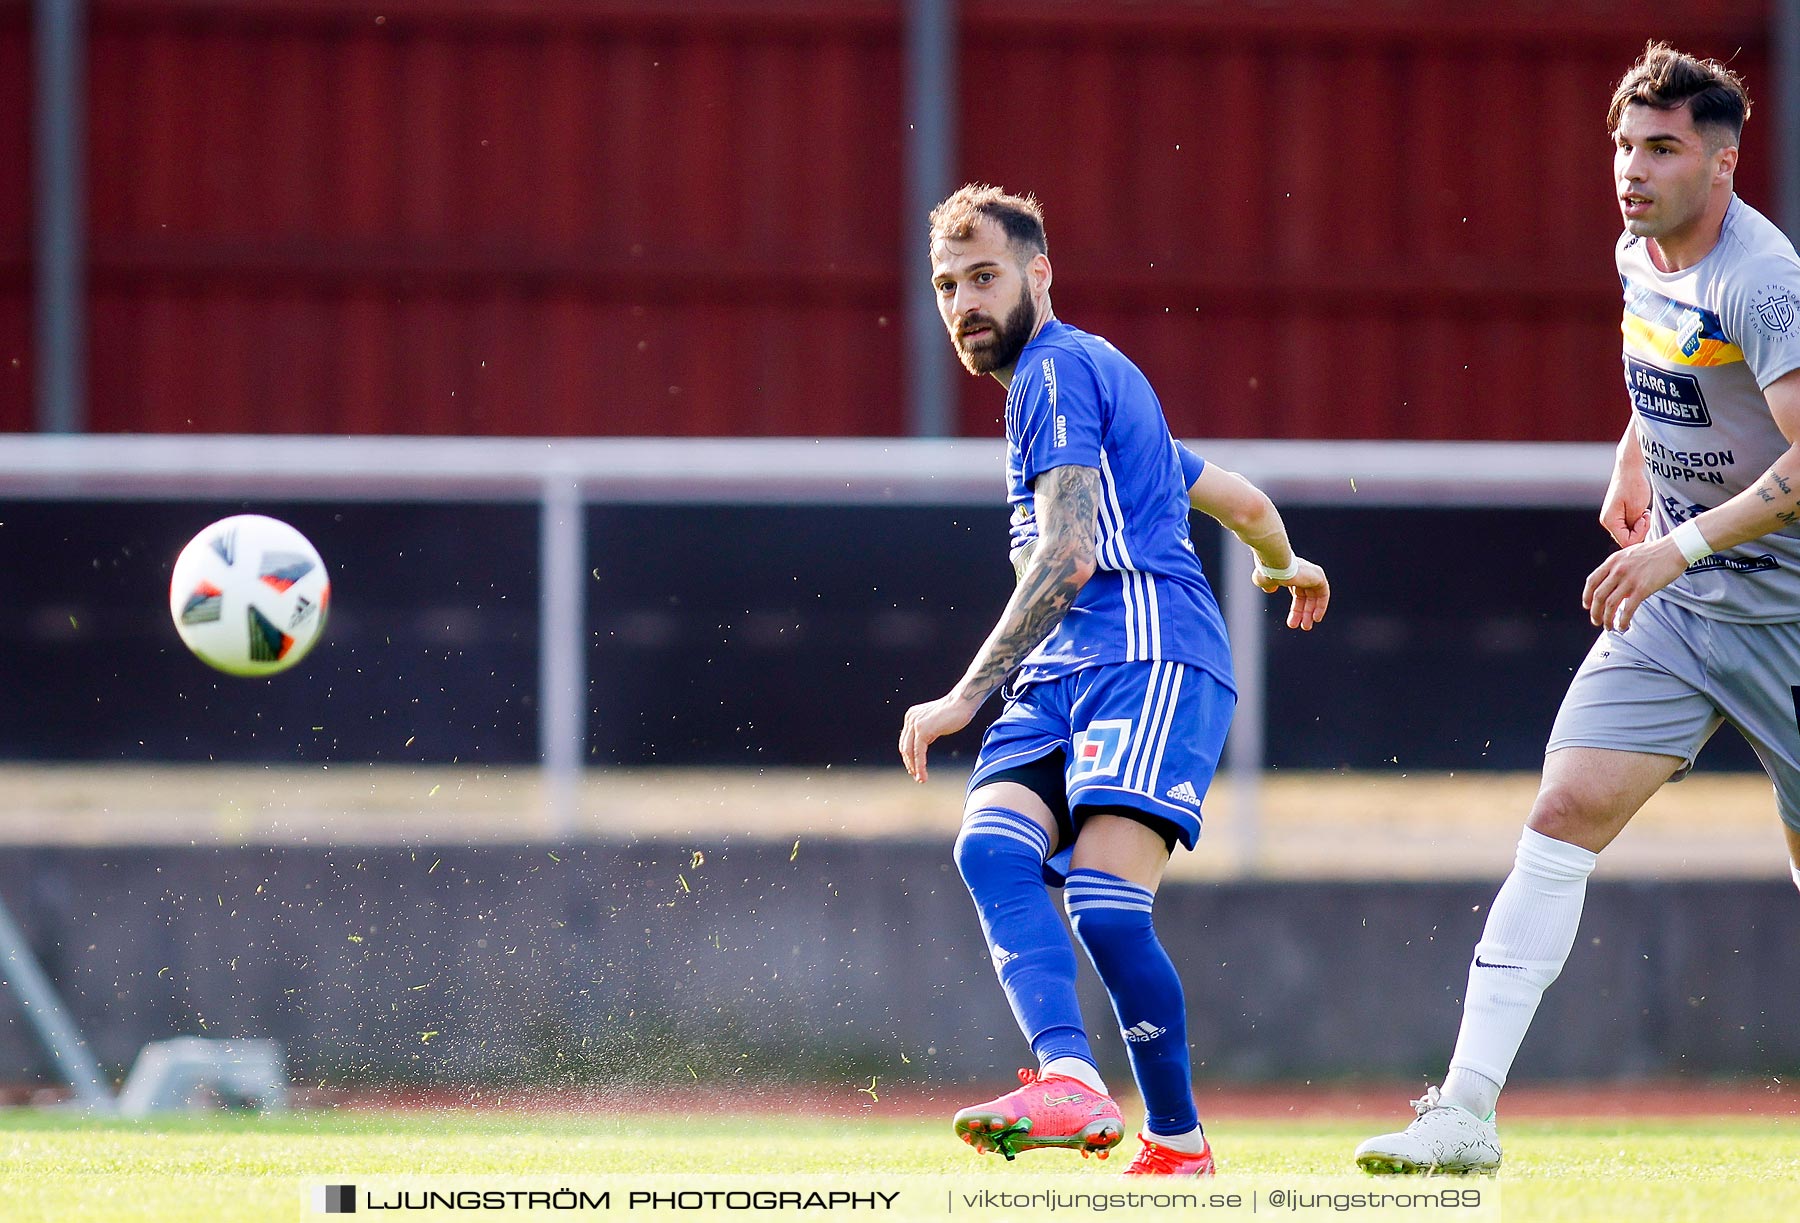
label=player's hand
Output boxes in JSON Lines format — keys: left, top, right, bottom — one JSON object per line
{"left": 1582, "top": 535, "right": 1688, "bottom": 632}
{"left": 1254, "top": 558, "right": 1330, "bottom": 631}
{"left": 1599, "top": 464, "right": 1653, "bottom": 547}
{"left": 899, "top": 692, "right": 982, "bottom": 783}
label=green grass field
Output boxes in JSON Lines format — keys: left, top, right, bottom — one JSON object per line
{"left": 2, "top": 1109, "right": 1797, "bottom": 1222}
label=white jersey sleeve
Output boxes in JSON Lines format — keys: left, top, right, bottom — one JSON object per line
{"left": 1719, "top": 234, "right": 1800, "bottom": 390}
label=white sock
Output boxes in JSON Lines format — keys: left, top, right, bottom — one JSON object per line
{"left": 1443, "top": 827, "right": 1596, "bottom": 1114}
{"left": 1146, "top": 1124, "right": 1206, "bottom": 1153}
{"left": 1791, "top": 861, "right": 1800, "bottom": 898}
{"left": 1042, "top": 1055, "right": 1106, "bottom": 1094}
{"left": 1441, "top": 1067, "right": 1502, "bottom": 1119}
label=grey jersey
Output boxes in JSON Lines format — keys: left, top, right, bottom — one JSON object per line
{"left": 1619, "top": 196, "right": 1800, "bottom": 622}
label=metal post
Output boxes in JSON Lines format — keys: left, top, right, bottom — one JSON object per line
{"left": 1778, "top": 0, "right": 1800, "bottom": 241}
{"left": 0, "top": 892, "right": 109, "bottom": 1104}
{"left": 538, "top": 478, "right": 585, "bottom": 838}
{"left": 33, "top": 0, "right": 87, "bottom": 433}
{"left": 1218, "top": 524, "right": 1265, "bottom": 875}
{"left": 903, "top": 0, "right": 956, "bottom": 436}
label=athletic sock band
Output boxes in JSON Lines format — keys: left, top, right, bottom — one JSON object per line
{"left": 1041, "top": 1055, "right": 1106, "bottom": 1094}
{"left": 959, "top": 806, "right": 1052, "bottom": 859}
{"left": 1145, "top": 1125, "right": 1207, "bottom": 1153}
{"left": 1670, "top": 519, "right": 1713, "bottom": 564}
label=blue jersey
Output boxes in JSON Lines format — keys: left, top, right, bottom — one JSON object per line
{"left": 1003, "top": 319, "right": 1233, "bottom": 691}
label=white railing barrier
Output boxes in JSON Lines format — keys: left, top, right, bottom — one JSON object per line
{"left": 0, "top": 435, "right": 1611, "bottom": 848}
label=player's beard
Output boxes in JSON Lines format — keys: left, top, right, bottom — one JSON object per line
{"left": 953, "top": 285, "right": 1038, "bottom": 377}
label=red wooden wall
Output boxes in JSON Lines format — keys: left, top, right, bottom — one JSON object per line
{"left": 0, "top": 0, "right": 1777, "bottom": 439}
{"left": 955, "top": 2, "right": 1770, "bottom": 442}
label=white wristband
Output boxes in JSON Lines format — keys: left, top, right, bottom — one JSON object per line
{"left": 1256, "top": 557, "right": 1300, "bottom": 582}
{"left": 1670, "top": 519, "right": 1713, "bottom": 564}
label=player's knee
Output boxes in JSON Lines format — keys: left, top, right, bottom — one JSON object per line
{"left": 1062, "top": 869, "right": 1155, "bottom": 950}
{"left": 1525, "top": 783, "right": 1614, "bottom": 847}
{"left": 951, "top": 827, "right": 1001, "bottom": 888}
{"left": 953, "top": 807, "right": 1049, "bottom": 891}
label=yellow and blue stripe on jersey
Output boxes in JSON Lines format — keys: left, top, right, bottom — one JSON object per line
{"left": 1621, "top": 277, "right": 1744, "bottom": 367}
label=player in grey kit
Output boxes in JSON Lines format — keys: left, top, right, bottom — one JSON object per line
{"left": 1358, "top": 42, "right": 1800, "bottom": 1174}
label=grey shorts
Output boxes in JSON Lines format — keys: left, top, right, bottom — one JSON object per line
{"left": 1548, "top": 595, "right": 1800, "bottom": 830}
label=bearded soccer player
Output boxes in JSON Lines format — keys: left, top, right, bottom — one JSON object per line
{"left": 1358, "top": 43, "right": 1800, "bottom": 1174}
{"left": 899, "top": 185, "right": 1330, "bottom": 1175}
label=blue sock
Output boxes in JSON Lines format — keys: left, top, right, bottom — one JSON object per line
{"left": 1065, "top": 868, "right": 1198, "bottom": 1136}
{"left": 954, "top": 807, "right": 1096, "bottom": 1074}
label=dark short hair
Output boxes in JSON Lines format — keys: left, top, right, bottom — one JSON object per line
{"left": 928, "top": 184, "right": 1047, "bottom": 258}
{"left": 1607, "top": 41, "right": 1751, "bottom": 146}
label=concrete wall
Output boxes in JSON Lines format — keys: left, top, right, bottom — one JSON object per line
{"left": 2, "top": 843, "right": 1796, "bottom": 1089}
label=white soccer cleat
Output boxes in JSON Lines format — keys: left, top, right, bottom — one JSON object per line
{"left": 1354, "top": 1086, "right": 1501, "bottom": 1175}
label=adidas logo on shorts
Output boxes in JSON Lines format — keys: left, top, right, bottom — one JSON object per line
{"left": 1122, "top": 1020, "right": 1168, "bottom": 1043}
{"left": 1164, "top": 781, "right": 1201, "bottom": 806}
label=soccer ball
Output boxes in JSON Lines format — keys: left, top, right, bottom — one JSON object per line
{"left": 169, "top": 514, "right": 330, "bottom": 676}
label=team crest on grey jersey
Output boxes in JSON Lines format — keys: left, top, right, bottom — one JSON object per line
{"left": 1677, "top": 309, "right": 1705, "bottom": 357}
{"left": 1754, "top": 285, "right": 1796, "bottom": 335}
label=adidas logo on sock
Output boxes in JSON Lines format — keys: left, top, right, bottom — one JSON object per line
{"left": 1164, "top": 781, "right": 1201, "bottom": 806}
{"left": 1122, "top": 1020, "right": 1168, "bottom": 1043}
{"left": 991, "top": 944, "right": 1018, "bottom": 969}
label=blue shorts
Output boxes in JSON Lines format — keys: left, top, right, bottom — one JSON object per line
{"left": 967, "top": 660, "right": 1235, "bottom": 869}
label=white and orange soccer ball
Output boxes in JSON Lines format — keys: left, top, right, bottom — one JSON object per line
{"left": 169, "top": 514, "right": 330, "bottom": 676}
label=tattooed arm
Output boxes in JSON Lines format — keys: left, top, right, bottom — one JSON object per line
{"left": 898, "top": 465, "right": 1100, "bottom": 782}
{"left": 1586, "top": 366, "right": 1800, "bottom": 632}
{"left": 962, "top": 464, "right": 1100, "bottom": 699}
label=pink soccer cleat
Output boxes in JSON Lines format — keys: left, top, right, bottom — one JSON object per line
{"left": 1122, "top": 1132, "right": 1217, "bottom": 1176}
{"left": 952, "top": 1069, "right": 1125, "bottom": 1160}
